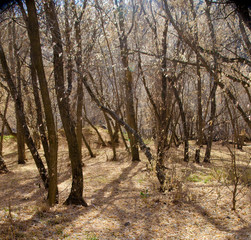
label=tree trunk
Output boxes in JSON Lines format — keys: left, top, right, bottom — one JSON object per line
{"left": 14, "top": 28, "right": 26, "bottom": 165}
{"left": 0, "top": 112, "right": 16, "bottom": 137}
{"left": 74, "top": 5, "right": 83, "bottom": 163}
{"left": 44, "top": 0, "right": 87, "bottom": 206}
{"left": 82, "top": 133, "right": 95, "bottom": 158}
{"left": 169, "top": 78, "right": 189, "bottom": 162}
{"left": 83, "top": 111, "right": 106, "bottom": 147}
{"left": 104, "top": 112, "right": 117, "bottom": 161}
{"left": 30, "top": 52, "right": 50, "bottom": 165}
{"left": 116, "top": 0, "right": 140, "bottom": 161}
{"left": 0, "top": 43, "right": 49, "bottom": 189}
{"left": 20, "top": 0, "right": 58, "bottom": 205}
{"left": 0, "top": 155, "right": 8, "bottom": 174}
{"left": 204, "top": 1, "right": 218, "bottom": 163}
{"left": 0, "top": 94, "right": 10, "bottom": 156}
{"left": 8, "top": 19, "right": 26, "bottom": 164}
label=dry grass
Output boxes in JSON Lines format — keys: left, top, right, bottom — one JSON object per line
{"left": 0, "top": 128, "right": 251, "bottom": 240}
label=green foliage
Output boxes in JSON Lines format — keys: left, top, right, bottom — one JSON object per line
{"left": 140, "top": 189, "right": 149, "bottom": 198}
{"left": 3, "top": 135, "right": 15, "bottom": 141}
{"left": 86, "top": 232, "right": 99, "bottom": 240}
{"left": 187, "top": 173, "right": 213, "bottom": 183}
{"left": 143, "top": 138, "right": 152, "bottom": 145}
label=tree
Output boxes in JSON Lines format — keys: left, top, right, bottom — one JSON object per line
{"left": 115, "top": 0, "right": 140, "bottom": 161}
{"left": 44, "top": 0, "right": 87, "bottom": 206}
{"left": 0, "top": 42, "right": 49, "bottom": 189}
{"left": 19, "top": 0, "right": 58, "bottom": 205}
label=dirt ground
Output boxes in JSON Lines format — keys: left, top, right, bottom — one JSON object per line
{"left": 0, "top": 128, "right": 251, "bottom": 240}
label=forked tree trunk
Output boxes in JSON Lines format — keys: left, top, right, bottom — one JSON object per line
{"left": 104, "top": 112, "right": 117, "bottom": 161}
{"left": 169, "top": 78, "right": 189, "bottom": 162}
{"left": 83, "top": 111, "right": 106, "bottom": 147}
{"left": 44, "top": 0, "right": 87, "bottom": 206}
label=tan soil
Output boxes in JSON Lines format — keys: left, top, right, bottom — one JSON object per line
{"left": 0, "top": 128, "right": 250, "bottom": 240}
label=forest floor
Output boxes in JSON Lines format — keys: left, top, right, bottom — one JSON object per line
{"left": 0, "top": 127, "right": 251, "bottom": 240}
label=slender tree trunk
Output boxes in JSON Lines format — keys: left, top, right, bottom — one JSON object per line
{"left": 13, "top": 23, "right": 26, "bottom": 164}
{"left": 204, "top": 1, "right": 218, "bottom": 163}
{"left": 0, "top": 112, "right": 16, "bottom": 137}
{"left": 169, "top": 78, "right": 189, "bottom": 162}
{"left": 44, "top": 0, "right": 87, "bottom": 206}
{"left": 74, "top": 6, "right": 83, "bottom": 162}
{"left": 104, "top": 112, "right": 117, "bottom": 161}
{"left": 83, "top": 111, "right": 106, "bottom": 147}
{"left": 116, "top": 0, "right": 140, "bottom": 161}
{"left": 0, "top": 43, "right": 49, "bottom": 189}
{"left": 8, "top": 19, "right": 26, "bottom": 164}
{"left": 82, "top": 133, "right": 95, "bottom": 158}
{"left": 0, "top": 94, "right": 10, "bottom": 156}
{"left": 30, "top": 52, "right": 50, "bottom": 166}
{"left": 64, "top": 0, "right": 73, "bottom": 97}
{"left": 195, "top": 56, "right": 203, "bottom": 163}
{"left": 20, "top": 0, "right": 58, "bottom": 205}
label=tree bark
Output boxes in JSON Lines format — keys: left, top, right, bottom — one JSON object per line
{"left": 12, "top": 21, "right": 26, "bottom": 164}
{"left": 0, "top": 43, "right": 49, "bottom": 189}
{"left": 44, "top": 0, "right": 87, "bottom": 206}
{"left": 19, "top": 0, "right": 58, "bottom": 205}
{"left": 169, "top": 78, "right": 189, "bottom": 162}
{"left": 0, "top": 94, "right": 10, "bottom": 156}
{"left": 204, "top": 0, "right": 218, "bottom": 163}
{"left": 0, "top": 155, "right": 8, "bottom": 174}
{"left": 116, "top": 0, "right": 140, "bottom": 161}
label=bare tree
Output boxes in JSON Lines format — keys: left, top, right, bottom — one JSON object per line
{"left": 44, "top": 0, "right": 87, "bottom": 206}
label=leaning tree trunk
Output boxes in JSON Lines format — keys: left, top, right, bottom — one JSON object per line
{"left": 44, "top": 0, "right": 87, "bottom": 206}
{"left": 169, "top": 78, "right": 189, "bottom": 162}
{"left": 0, "top": 43, "right": 49, "bottom": 189}
{"left": 19, "top": 0, "right": 58, "bottom": 205}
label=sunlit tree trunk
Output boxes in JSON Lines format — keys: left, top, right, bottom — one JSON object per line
{"left": 20, "top": 0, "right": 58, "bottom": 205}
{"left": 116, "top": 0, "right": 140, "bottom": 161}
{"left": 204, "top": 0, "right": 218, "bottom": 163}
{"left": 7, "top": 18, "right": 26, "bottom": 164}
{"left": 44, "top": 0, "right": 87, "bottom": 206}
{"left": 13, "top": 22, "right": 26, "bottom": 164}
{"left": 0, "top": 43, "right": 49, "bottom": 189}
{"left": 0, "top": 94, "right": 10, "bottom": 156}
